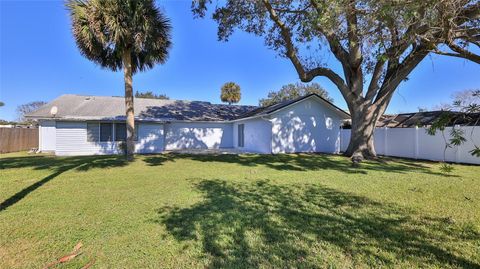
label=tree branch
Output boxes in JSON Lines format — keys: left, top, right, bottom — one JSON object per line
{"left": 272, "top": 6, "right": 310, "bottom": 15}
{"left": 346, "top": 0, "right": 362, "bottom": 68}
{"left": 308, "top": 0, "right": 360, "bottom": 97}
{"left": 309, "top": 0, "right": 350, "bottom": 66}
{"left": 460, "top": 1, "right": 480, "bottom": 20}
{"left": 365, "top": 59, "right": 386, "bottom": 103}
{"left": 375, "top": 45, "right": 429, "bottom": 105}
{"left": 305, "top": 67, "right": 351, "bottom": 96}
{"left": 261, "top": 0, "right": 351, "bottom": 101}
{"left": 345, "top": 0, "right": 363, "bottom": 96}
{"left": 447, "top": 42, "right": 480, "bottom": 64}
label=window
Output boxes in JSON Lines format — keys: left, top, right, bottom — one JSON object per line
{"left": 86, "top": 122, "right": 99, "bottom": 142}
{"left": 100, "top": 123, "right": 113, "bottom": 142}
{"left": 114, "top": 123, "right": 138, "bottom": 141}
{"left": 87, "top": 122, "right": 139, "bottom": 142}
{"left": 115, "top": 123, "right": 126, "bottom": 141}
{"left": 238, "top": 124, "right": 244, "bottom": 147}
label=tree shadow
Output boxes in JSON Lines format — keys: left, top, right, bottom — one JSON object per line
{"left": 143, "top": 153, "right": 454, "bottom": 177}
{"left": 155, "top": 179, "right": 479, "bottom": 268}
{"left": 143, "top": 154, "right": 177, "bottom": 166}
{"left": 139, "top": 101, "right": 255, "bottom": 121}
{"left": 0, "top": 155, "right": 127, "bottom": 212}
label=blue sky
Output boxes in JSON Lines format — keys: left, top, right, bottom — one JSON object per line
{"left": 0, "top": 1, "right": 479, "bottom": 121}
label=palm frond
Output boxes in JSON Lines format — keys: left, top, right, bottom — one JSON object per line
{"left": 66, "top": 0, "right": 171, "bottom": 73}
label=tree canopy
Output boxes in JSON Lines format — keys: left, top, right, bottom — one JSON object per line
{"left": 135, "top": 91, "right": 170, "bottom": 99}
{"left": 0, "top": 119, "right": 18, "bottom": 125}
{"left": 193, "top": 0, "right": 480, "bottom": 160}
{"left": 220, "top": 82, "right": 241, "bottom": 105}
{"left": 68, "top": 0, "right": 171, "bottom": 73}
{"left": 259, "top": 82, "right": 333, "bottom": 107}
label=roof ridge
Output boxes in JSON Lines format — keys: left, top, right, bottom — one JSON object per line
{"left": 57, "top": 94, "right": 258, "bottom": 107}
{"left": 60, "top": 94, "right": 199, "bottom": 104}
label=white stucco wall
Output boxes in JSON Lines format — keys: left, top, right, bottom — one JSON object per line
{"left": 233, "top": 118, "right": 272, "bottom": 153}
{"left": 135, "top": 123, "right": 165, "bottom": 154}
{"left": 55, "top": 121, "right": 164, "bottom": 156}
{"left": 164, "top": 122, "right": 233, "bottom": 150}
{"left": 270, "top": 97, "right": 345, "bottom": 154}
{"left": 39, "top": 120, "right": 56, "bottom": 152}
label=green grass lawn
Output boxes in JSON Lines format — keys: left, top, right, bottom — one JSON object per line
{"left": 0, "top": 152, "right": 479, "bottom": 268}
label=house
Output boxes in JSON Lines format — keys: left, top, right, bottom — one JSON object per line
{"left": 26, "top": 93, "right": 350, "bottom": 156}
{"left": 375, "top": 111, "right": 480, "bottom": 128}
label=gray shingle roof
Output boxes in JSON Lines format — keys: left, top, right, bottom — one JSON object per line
{"left": 26, "top": 94, "right": 257, "bottom": 122}
{"left": 236, "top": 93, "right": 350, "bottom": 119}
{"left": 376, "top": 111, "right": 480, "bottom": 128}
{"left": 27, "top": 93, "right": 350, "bottom": 122}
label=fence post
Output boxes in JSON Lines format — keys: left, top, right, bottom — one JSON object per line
{"left": 455, "top": 125, "right": 460, "bottom": 163}
{"left": 414, "top": 126, "right": 419, "bottom": 159}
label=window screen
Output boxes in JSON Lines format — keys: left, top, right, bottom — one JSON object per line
{"left": 86, "top": 123, "right": 99, "bottom": 142}
{"left": 238, "top": 124, "right": 244, "bottom": 147}
{"left": 115, "top": 123, "right": 126, "bottom": 141}
{"left": 114, "top": 123, "right": 138, "bottom": 141}
{"left": 100, "top": 123, "right": 113, "bottom": 142}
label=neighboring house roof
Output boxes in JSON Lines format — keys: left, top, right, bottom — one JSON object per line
{"left": 236, "top": 93, "right": 350, "bottom": 120}
{"left": 26, "top": 94, "right": 256, "bottom": 122}
{"left": 376, "top": 111, "right": 480, "bottom": 128}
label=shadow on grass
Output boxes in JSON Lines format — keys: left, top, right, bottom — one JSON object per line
{"left": 144, "top": 153, "right": 454, "bottom": 177}
{"left": 0, "top": 155, "right": 127, "bottom": 212}
{"left": 155, "top": 179, "right": 478, "bottom": 268}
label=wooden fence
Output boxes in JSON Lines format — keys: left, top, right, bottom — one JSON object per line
{"left": 0, "top": 128, "right": 38, "bottom": 153}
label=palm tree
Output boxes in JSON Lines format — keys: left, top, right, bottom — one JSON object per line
{"left": 67, "top": 0, "right": 171, "bottom": 160}
{"left": 220, "top": 82, "right": 241, "bottom": 105}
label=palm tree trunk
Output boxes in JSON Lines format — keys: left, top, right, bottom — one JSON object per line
{"left": 123, "top": 49, "right": 135, "bottom": 161}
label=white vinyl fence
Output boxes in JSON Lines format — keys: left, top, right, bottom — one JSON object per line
{"left": 340, "top": 126, "right": 480, "bottom": 164}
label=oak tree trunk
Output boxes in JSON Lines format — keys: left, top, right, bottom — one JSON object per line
{"left": 123, "top": 49, "right": 135, "bottom": 161}
{"left": 344, "top": 104, "right": 384, "bottom": 160}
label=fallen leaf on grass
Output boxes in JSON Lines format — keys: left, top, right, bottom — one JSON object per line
{"left": 57, "top": 252, "right": 81, "bottom": 263}
{"left": 72, "top": 242, "right": 83, "bottom": 252}
{"left": 43, "top": 242, "right": 83, "bottom": 269}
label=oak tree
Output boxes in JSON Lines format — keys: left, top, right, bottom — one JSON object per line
{"left": 193, "top": 0, "right": 480, "bottom": 160}
{"left": 259, "top": 82, "right": 333, "bottom": 107}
